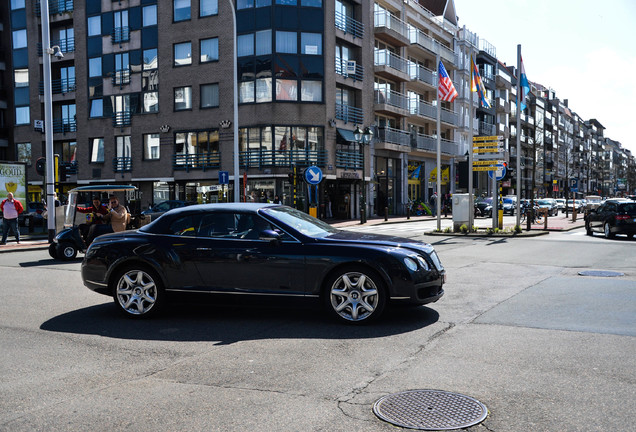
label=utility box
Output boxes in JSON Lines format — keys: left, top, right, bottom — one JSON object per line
{"left": 452, "top": 193, "right": 470, "bottom": 231}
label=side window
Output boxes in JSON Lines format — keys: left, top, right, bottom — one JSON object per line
{"left": 168, "top": 214, "right": 202, "bottom": 236}
{"left": 198, "top": 212, "right": 236, "bottom": 238}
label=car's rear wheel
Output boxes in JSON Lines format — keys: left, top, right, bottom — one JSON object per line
{"left": 585, "top": 222, "right": 593, "bottom": 236}
{"left": 113, "top": 266, "right": 164, "bottom": 318}
{"left": 324, "top": 267, "right": 386, "bottom": 324}
{"left": 604, "top": 222, "right": 615, "bottom": 239}
{"left": 56, "top": 242, "right": 77, "bottom": 260}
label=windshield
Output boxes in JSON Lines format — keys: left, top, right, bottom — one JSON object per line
{"left": 536, "top": 199, "right": 551, "bottom": 205}
{"left": 64, "top": 192, "right": 78, "bottom": 227}
{"left": 262, "top": 206, "right": 339, "bottom": 238}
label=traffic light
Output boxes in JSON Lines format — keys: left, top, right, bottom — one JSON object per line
{"left": 59, "top": 163, "right": 68, "bottom": 182}
{"left": 288, "top": 172, "right": 295, "bottom": 183}
{"left": 502, "top": 162, "right": 511, "bottom": 181}
{"left": 36, "top": 157, "right": 45, "bottom": 176}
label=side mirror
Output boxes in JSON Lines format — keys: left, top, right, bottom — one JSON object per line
{"left": 259, "top": 229, "right": 281, "bottom": 245}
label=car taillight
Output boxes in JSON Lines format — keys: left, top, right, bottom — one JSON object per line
{"left": 616, "top": 215, "right": 630, "bottom": 221}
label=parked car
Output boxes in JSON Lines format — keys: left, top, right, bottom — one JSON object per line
{"left": 81, "top": 203, "right": 446, "bottom": 323}
{"left": 141, "top": 200, "right": 195, "bottom": 221}
{"left": 502, "top": 198, "right": 515, "bottom": 215}
{"left": 566, "top": 199, "right": 585, "bottom": 213}
{"left": 585, "top": 199, "right": 636, "bottom": 239}
{"left": 584, "top": 195, "right": 602, "bottom": 214}
{"left": 535, "top": 199, "right": 559, "bottom": 216}
{"left": 474, "top": 197, "right": 493, "bottom": 217}
{"left": 555, "top": 199, "right": 566, "bottom": 213}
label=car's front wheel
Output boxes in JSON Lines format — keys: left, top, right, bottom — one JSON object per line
{"left": 113, "top": 266, "right": 164, "bottom": 318}
{"left": 56, "top": 242, "right": 77, "bottom": 260}
{"left": 586, "top": 222, "right": 593, "bottom": 236}
{"left": 324, "top": 267, "right": 386, "bottom": 324}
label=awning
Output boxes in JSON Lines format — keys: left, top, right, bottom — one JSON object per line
{"left": 337, "top": 128, "right": 356, "bottom": 144}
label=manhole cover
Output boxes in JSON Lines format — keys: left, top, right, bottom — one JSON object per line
{"left": 373, "top": 389, "right": 488, "bottom": 430}
{"left": 578, "top": 270, "right": 624, "bottom": 277}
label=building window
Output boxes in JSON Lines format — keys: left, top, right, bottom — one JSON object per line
{"left": 144, "top": 92, "right": 159, "bottom": 113}
{"left": 237, "top": 0, "right": 254, "bottom": 9}
{"left": 301, "top": 0, "right": 321, "bottom": 5}
{"left": 143, "top": 134, "right": 161, "bottom": 160}
{"left": 90, "top": 138, "right": 104, "bottom": 163}
{"left": 11, "top": 0, "right": 26, "bottom": 10}
{"left": 12, "top": 30, "right": 27, "bottom": 49}
{"left": 16, "top": 143, "right": 31, "bottom": 165}
{"left": 276, "top": 0, "right": 297, "bottom": 5}
{"left": 200, "top": 0, "right": 218, "bottom": 17}
{"left": 200, "top": 38, "right": 219, "bottom": 63}
{"left": 276, "top": 31, "right": 297, "bottom": 54}
{"left": 143, "top": 5, "right": 158, "bottom": 26}
{"left": 174, "top": 86, "right": 193, "bottom": 110}
{"left": 238, "top": 34, "right": 254, "bottom": 57}
{"left": 89, "top": 57, "right": 102, "bottom": 77}
{"left": 15, "top": 107, "right": 30, "bottom": 125}
{"left": 276, "top": 79, "right": 297, "bottom": 101}
{"left": 144, "top": 48, "right": 158, "bottom": 69}
{"left": 200, "top": 84, "right": 219, "bottom": 108}
{"left": 87, "top": 16, "right": 101, "bottom": 36}
{"left": 14, "top": 69, "right": 28, "bottom": 87}
{"left": 174, "top": 0, "right": 191, "bottom": 22}
{"left": 89, "top": 99, "right": 103, "bottom": 117}
{"left": 174, "top": 42, "right": 192, "bottom": 66}
{"left": 240, "top": 81, "right": 255, "bottom": 103}
{"left": 301, "top": 81, "right": 322, "bottom": 102}
{"left": 116, "top": 136, "right": 131, "bottom": 158}
{"left": 301, "top": 33, "right": 321, "bottom": 55}
{"left": 255, "top": 30, "right": 272, "bottom": 56}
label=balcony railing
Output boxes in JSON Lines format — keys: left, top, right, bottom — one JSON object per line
{"left": 240, "top": 149, "right": 326, "bottom": 168}
{"left": 335, "top": 102, "right": 363, "bottom": 125}
{"left": 113, "top": 157, "right": 132, "bottom": 172}
{"left": 52, "top": 118, "right": 76, "bottom": 133}
{"left": 409, "top": 98, "right": 436, "bottom": 120}
{"left": 478, "top": 121, "right": 496, "bottom": 136}
{"left": 113, "top": 111, "right": 132, "bottom": 127}
{"left": 374, "top": 49, "right": 409, "bottom": 75}
{"left": 173, "top": 153, "right": 221, "bottom": 171}
{"left": 37, "top": 37, "right": 75, "bottom": 55}
{"left": 409, "top": 27, "right": 457, "bottom": 64}
{"left": 39, "top": 77, "right": 76, "bottom": 95}
{"left": 377, "top": 127, "right": 410, "bottom": 147}
{"left": 334, "top": 10, "right": 364, "bottom": 39}
{"left": 374, "top": 11, "right": 409, "bottom": 39}
{"left": 34, "top": 0, "right": 74, "bottom": 15}
{"left": 112, "top": 69, "right": 131, "bottom": 87}
{"left": 111, "top": 27, "right": 131, "bottom": 44}
{"left": 375, "top": 89, "right": 409, "bottom": 111}
{"left": 413, "top": 133, "right": 459, "bottom": 156}
{"left": 409, "top": 62, "right": 435, "bottom": 87}
{"left": 59, "top": 161, "right": 78, "bottom": 176}
{"left": 335, "top": 59, "right": 364, "bottom": 81}
{"left": 335, "top": 150, "right": 363, "bottom": 170}
{"left": 441, "top": 107, "right": 458, "bottom": 125}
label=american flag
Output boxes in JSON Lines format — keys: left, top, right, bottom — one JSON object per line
{"left": 437, "top": 61, "right": 458, "bottom": 102}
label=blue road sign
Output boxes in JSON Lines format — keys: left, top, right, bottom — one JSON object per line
{"left": 304, "top": 166, "right": 323, "bottom": 185}
{"left": 570, "top": 178, "right": 578, "bottom": 192}
{"left": 219, "top": 171, "right": 229, "bottom": 185}
{"left": 487, "top": 162, "right": 506, "bottom": 181}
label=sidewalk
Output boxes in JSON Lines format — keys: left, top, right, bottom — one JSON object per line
{"left": 0, "top": 236, "right": 50, "bottom": 254}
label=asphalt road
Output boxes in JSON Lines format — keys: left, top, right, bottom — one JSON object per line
{"left": 0, "top": 226, "right": 634, "bottom": 432}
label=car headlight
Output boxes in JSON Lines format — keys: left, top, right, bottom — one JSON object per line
{"left": 416, "top": 255, "right": 430, "bottom": 271}
{"left": 403, "top": 257, "right": 418, "bottom": 272}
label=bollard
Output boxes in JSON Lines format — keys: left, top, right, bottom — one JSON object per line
{"left": 384, "top": 207, "right": 388, "bottom": 221}
{"left": 407, "top": 206, "right": 411, "bottom": 220}
{"left": 544, "top": 209, "right": 549, "bottom": 229}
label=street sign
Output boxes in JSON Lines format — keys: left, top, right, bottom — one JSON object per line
{"left": 473, "top": 166, "right": 499, "bottom": 172}
{"left": 473, "top": 147, "right": 504, "bottom": 153}
{"left": 473, "top": 135, "right": 504, "bottom": 142}
{"left": 487, "top": 162, "right": 506, "bottom": 180}
{"left": 472, "top": 141, "right": 503, "bottom": 147}
{"left": 219, "top": 171, "right": 229, "bottom": 185}
{"left": 473, "top": 160, "right": 504, "bottom": 166}
{"left": 474, "top": 152, "right": 505, "bottom": 160}
{"left": 304, "top": 166, "right": 323, "bottom": 185}
{"left": 570, "top": 178, "right": 578, "bottom": 192}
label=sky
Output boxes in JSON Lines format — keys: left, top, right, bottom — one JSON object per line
{"left": 453, "top": 0, "right": 636, "bottom": 154}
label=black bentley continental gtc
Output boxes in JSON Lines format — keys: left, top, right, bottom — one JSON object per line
{"left": 81, "top": 203, "right": 445, "bottom": 324}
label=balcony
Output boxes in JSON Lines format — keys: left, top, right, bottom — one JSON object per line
{"left": 240, "top": 149, "right": 326, "bottom": 169}
{"left": 413, "top": 133, "right": 459, "bottom": 156}
{"left": 495, "top": 97, "right": 510, "bottom": 113}
{"left": 335, "top": 150, "right": 363, "bottom": 170}
{"left": 34, "top": 0, "right": 74, "bottom": 15}
{"left": 111, "top": 27, "right": 130, "bottom": 45}
{"left": 374, "top": 89, "right": 409, "bottom": 116}
{"left": 113, "top": 111, "right": 132, "bottom": 127}
{"left": 173, "top": 153, "right": 221, "bottom": 172}
{"left": 409, "top": 62, "right": 435, "bottom": 89}
{"left": 37, "top": 37, "right": 75, "bottom": 55}
{"left": 409, "top": 98, "right": 436, "bottom": 121}
{"left": 441, "top": 107, "right": 458, "bottom": 125}
{"left": 113, "top": 157, "right": 132, "bottom": 173}
{"left": 335, "top": 59, "right": 364, "bottom": 82}
{"left": 478, "top": 121, "right": 496, "bottom": 136}
{"left": 409, "top": 28, "right": 457, "bottom": 64}
{"left": 374, "top": 49, "right": 410, "bottom": 82}
{"left": 335, "top": 10, "right": 364, "bottom": 40}
{"left": 39, "top": 77, "right": 76, "bottom": 95}
{"left": 335, "top": 102, "right": 363, "bottom": 125}
{"left": 59, "top": 161, "right": 78, "bottom": 177}
{"left": 52, "top": 118, "right": 76, "bottom": 134}
{"left": 112, "top": 69, "right": 131, "bottom": 87}
{"left": 376, "top": 127, "right": 410, "bottom": 151}
{"left": 374, "top": 11, "right": 409, "bottom": 46}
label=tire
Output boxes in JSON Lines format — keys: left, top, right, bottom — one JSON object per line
{"left": 56, "top": 242, "right": 77, "bottom": 260}
{"left": 585, "top": 223, "right": 593, "bottom": 236}
{"left": 48, "top": 243, "right": 58, "bottom": 259}
{"left": 604, "top": 223, "right": 615, "bottom": 239}
{"left": 323, "top": 266, "right": 386, "bottom": 324}
{"left": 112, "top": 266, "right": 164, "bottom": 318}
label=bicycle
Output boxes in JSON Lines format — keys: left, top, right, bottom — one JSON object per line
{"left": 520, "top": 206, "right": 543, "bottom": 224}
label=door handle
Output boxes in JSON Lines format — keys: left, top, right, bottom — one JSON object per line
{"left": 196, "top": 247, "right": 213, "bottom": 251}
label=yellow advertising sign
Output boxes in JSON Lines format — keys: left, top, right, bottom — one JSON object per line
{"left": 429, "top": 166, "right": 450, "bottom": 185}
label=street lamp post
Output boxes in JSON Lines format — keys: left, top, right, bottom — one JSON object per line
{"left": 227, "top": 0, "right": 240, "bottom": 202}
{"left": 354, "top": 126, "right": 373, "bottom": 224}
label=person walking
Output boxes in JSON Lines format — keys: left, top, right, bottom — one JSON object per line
{"left": 429, "top": 192, "right": 437, "bottom": 216}
{"left": 1, "top": 192, "right": 24, "bottom": 245}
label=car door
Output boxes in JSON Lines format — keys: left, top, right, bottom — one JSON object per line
{"left": 192, "top": 211, "right": 306, "bottom": 295}
{"left": 160, "top": 212, "right": 206, "bottom": 289}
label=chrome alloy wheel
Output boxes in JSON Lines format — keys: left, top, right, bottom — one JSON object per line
{"left": 329, "top": 271, "right": 380, "bottom": 322}
{"left": 116, "top": 270, "right": 158, "bottom": 316}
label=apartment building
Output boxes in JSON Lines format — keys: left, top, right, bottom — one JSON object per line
{"left": 1, "top": 1, "right": 13, "bottom": 160}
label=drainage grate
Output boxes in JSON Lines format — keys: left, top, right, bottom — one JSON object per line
{"left": 578, "top": 270, "right": 624, "bottom": 277}
{"left": 373, "top": 389, "right": 488, "bottom": 430}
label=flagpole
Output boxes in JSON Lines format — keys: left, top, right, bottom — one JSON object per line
{"left": 436, "top": 52, "right": 442, "bottom": 231}
{"left": 468, "top": 54, "right": 475, "bottom": 230}
{"left": 515, "top": 44, "right": 522, "bottom": 227}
